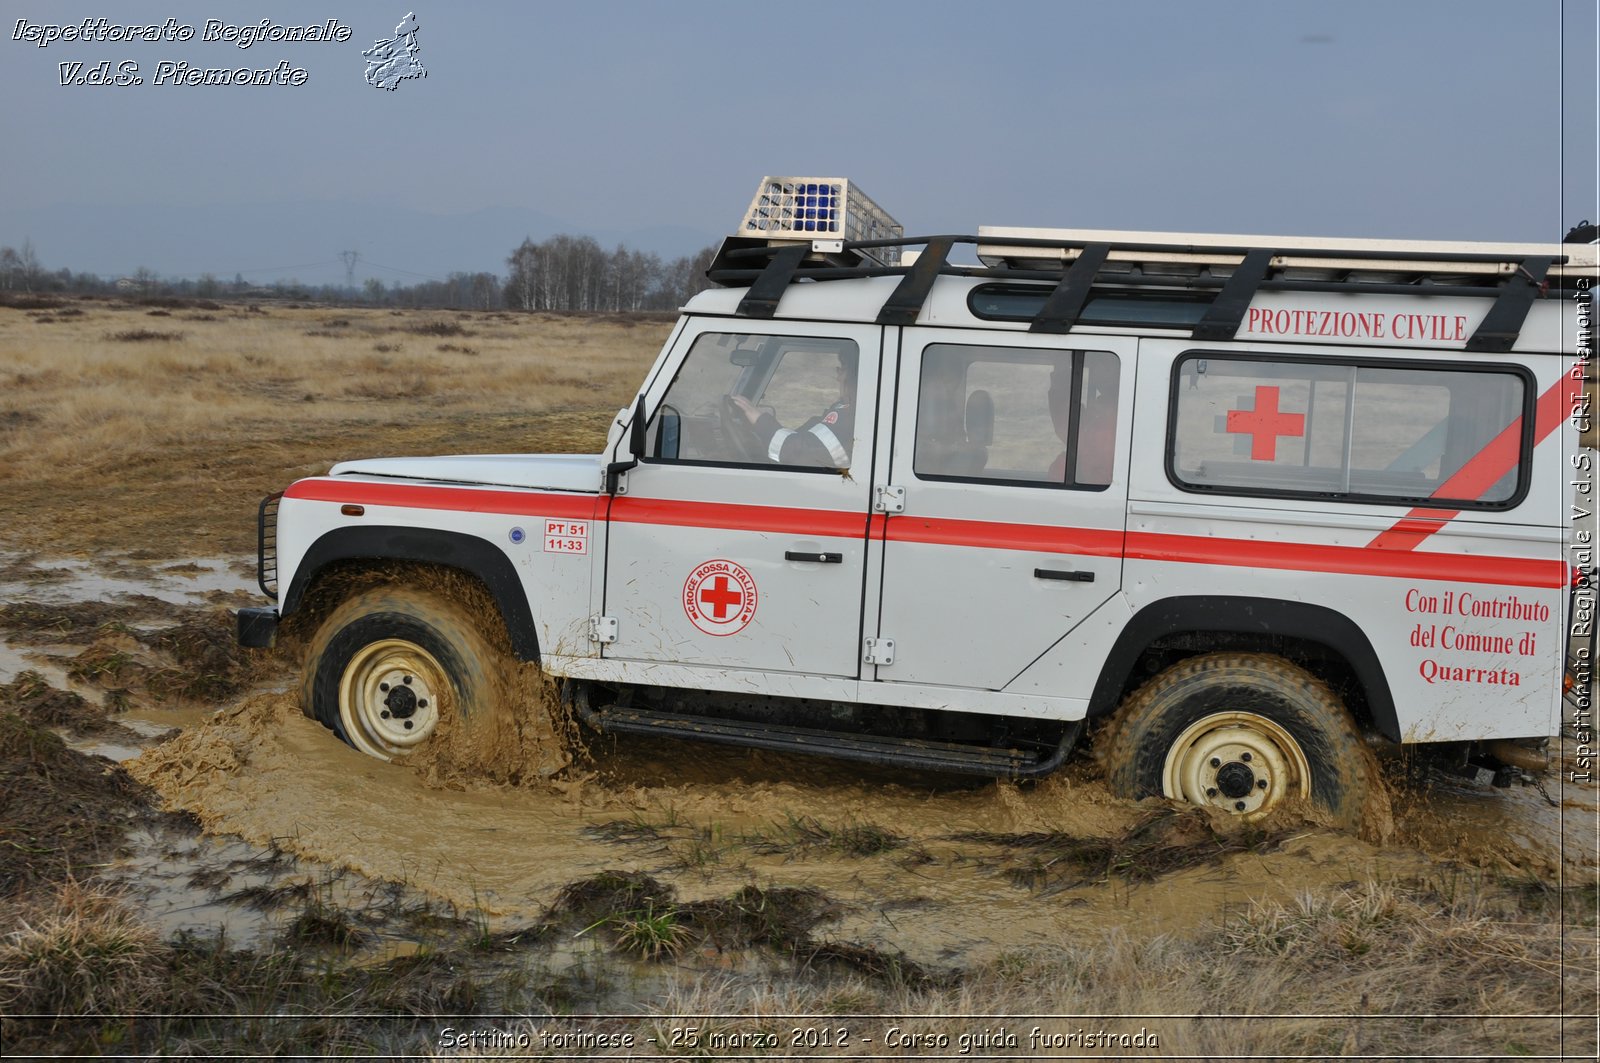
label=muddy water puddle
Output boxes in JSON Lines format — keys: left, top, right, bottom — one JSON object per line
{"left": 0, "top": 551, "right": 256, "bottom": 608}
{"left": 127, "top": 691, "right": 1565, "bottom": 968}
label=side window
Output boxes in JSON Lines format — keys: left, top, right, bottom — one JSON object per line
{"left": 648, "top": 332, "right": 861, "bottom": 469}
{"left": 1169, "top": 355, "right": 1528, "bottom": 507}
{"left": 912, "top": 344, "right": 1120, "bottom": 488}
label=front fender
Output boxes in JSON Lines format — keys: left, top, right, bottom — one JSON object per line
{"left": 282, "top": 525, "right": 540, "bottom": 661}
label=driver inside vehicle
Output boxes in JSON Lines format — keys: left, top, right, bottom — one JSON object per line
{"left": 729, "top": 350, "right": 858, "bottom": 468}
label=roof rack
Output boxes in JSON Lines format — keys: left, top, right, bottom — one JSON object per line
{"left": 706, "top": 230, "right": 1590, "bottom": 353}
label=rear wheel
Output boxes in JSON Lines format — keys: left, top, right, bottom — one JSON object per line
{"left": 1101, "top": 653, "right": 1377, "bottom": 831}
{"left": 301, "top": 586, "right": 501, "bottom": 760}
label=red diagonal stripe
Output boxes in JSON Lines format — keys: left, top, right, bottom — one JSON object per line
{"left": 1368, "top": 367, "right": 1580, "bottom": 551}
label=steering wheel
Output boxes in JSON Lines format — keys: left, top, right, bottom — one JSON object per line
{"left": 719, "top": 394, "right": 770, "bottom": 463}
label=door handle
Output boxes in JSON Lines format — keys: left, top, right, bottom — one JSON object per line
{"left": 786, "top": 551, "right": 843, "bottom": 564}
{"left": 1034, "top": 568, "right": 1095, "bottom": 582}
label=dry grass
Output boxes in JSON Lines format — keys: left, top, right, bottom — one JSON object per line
{"left": 0, "top": 879, "right": 166, "bottom": 1024}
{"left": 435, "top": 877, "right": 1597, "bottom": 1060}
{"left": 0, "top": 301, "right": 665, "bottom": 557}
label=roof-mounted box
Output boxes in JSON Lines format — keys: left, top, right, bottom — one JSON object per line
{"left": 740, "top": 177, "right": 903, "bottom": 266}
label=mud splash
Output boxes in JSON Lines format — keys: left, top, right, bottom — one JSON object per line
{"left": 1388, "top": 739, "right": 1599, "bottom": 880}
{"left": 128, "top": 691, "right": 1502, "bottom": 968}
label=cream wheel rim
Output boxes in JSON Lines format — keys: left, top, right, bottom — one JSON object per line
{"left": 1162, "top": 711, "right": 1310, "bottom": 818}
{"left": 338, "top": 638, "right": 446, "bottom": 759}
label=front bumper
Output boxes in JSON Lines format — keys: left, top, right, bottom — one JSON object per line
{"left": 236, "top": 606, "right": 280, "bottom": 648}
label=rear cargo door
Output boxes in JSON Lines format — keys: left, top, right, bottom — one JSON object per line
{"left": 872, "top": 329, "right": 1132, "bottom": 690}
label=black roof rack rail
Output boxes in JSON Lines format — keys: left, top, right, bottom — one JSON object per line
{"left": 704, "top": 232, "right": 1577, "bottom": 352}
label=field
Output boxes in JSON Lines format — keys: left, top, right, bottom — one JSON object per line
{"left": 0, "top": 295, "right": 1595, "bottom": 1059}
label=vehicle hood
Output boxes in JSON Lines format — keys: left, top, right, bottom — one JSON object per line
{"left": 327, "top": 454, "right": 602, "bottom": 493}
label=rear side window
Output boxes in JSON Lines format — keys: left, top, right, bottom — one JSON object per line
{"left": 913, "top": 344, "right": 1120, "bottom": 489}
{"left": 1168, "top": 354, "right": 1529, "bottom": 508}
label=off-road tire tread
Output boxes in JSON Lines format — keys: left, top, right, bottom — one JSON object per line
{"left": 1099, "top": 652, "right": 1376, "bottom": 830}
{"left": 300, "top": 586, "right": 500, "bottom": 753}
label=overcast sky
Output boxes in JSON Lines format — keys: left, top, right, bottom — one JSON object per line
{"left": 2, "top": 0, "right": 1596, "bottom": 284}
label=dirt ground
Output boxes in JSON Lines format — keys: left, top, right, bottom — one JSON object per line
{"left": 0, "top": 297, "right": 1595, "bottom": 1058}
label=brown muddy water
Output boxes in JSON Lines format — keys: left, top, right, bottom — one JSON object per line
{"left": 4, "top": 549, "right": 1597, "bottom": 968}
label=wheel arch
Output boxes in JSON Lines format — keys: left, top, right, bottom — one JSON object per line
{"left": 1087, "top": 596, "right": 1399, "bottom": 741}
{"left": 282, "top": 526, "right": 541, "bottom": 662}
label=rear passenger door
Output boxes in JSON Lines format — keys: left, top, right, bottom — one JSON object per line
{"left": 872, "top": 330, "right": 1133, "bottom": 691}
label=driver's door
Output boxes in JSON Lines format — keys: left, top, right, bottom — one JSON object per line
{"left": 602, "top": 321, "right": 882, "bottom": 678}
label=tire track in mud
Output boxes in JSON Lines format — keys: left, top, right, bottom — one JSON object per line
{"left": 2, "top": 550, "right": 1593, "bottom": 968}
{"left": 124, "top": 682, "right": 1596, "bottom": 969}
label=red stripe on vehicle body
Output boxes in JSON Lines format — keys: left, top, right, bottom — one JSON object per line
{"left": 1124, "top": 530, "right": 1564, "bottom": 589}
{"left": 1367, "top": 368, "right": 1580, "bottom": 552}
{"left": 286, "top": 480, "right": 1564, "bottom": 589}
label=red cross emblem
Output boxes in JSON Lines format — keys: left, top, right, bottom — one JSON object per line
{"left": 683, "top": 559, "right": 759, "bottom": 636}
{"left": 698, "top": 576, "right": 742, "bottom": 619}
{"left": 1225, "top": 385, "right": 1305, "bottom": 461}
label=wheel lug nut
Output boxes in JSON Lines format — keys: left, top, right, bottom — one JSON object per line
{"left": 1209, "top": 757, "right": 1221, "bottom": 768}
{"left": 1241, "top": 752, "right": 1252, "bottom": 762}
{"left": 418, "top": 699, "right": 428, "bottom": 708}
{"left": 403, "top": 675, "right": 413, "bottom": 685}
{"left": 380, "top": 710, "right": 390, "bottom": 719}
{"left": 1234, "top": 801, "right": 1246, "bottom": 812}
{"left": 1258, "top": 779, "right": 1268, "bottom": 789}
{"left": 1206, "top": 787, "right": 1218, "bottom": 798}
{"left": 403, "top": 720, "right": 413, "bottom": 730}
{"left": 379, "top": 683, "right": 389, "bottom": 692}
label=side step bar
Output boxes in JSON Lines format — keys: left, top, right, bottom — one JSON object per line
{"left": 566, "top": 685, "right": 1081, "bottom": 780}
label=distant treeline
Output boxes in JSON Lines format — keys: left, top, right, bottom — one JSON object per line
{"left": 0, "top": 235, "right": 720, "bottom": 312}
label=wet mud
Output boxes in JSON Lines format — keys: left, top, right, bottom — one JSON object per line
{"left": 2, "top": 548, "right": 1595, "bottom": 975}
{"left": 126, "top": 687, "right": 1595, "bottom": 969}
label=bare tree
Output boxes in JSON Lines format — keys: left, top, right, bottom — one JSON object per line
{"left": 17, "top": 240, "right": 42, "bottom": 292}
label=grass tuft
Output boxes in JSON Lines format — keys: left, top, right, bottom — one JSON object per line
{"left": 611, "top": 903, "right": 686, "bottom": 961}
{"left": 104, "top": 329, "right": 185, "bottom": 343}
{"left": 0, "top": 879, "right": 165, "bottom": 1023}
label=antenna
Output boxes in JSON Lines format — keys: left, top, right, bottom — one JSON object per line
{"left": 339, "top": 250, "right": 360, "bottom": 288}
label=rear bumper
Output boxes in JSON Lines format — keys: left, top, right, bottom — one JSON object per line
{"left": 236, "top": 606, "right": 279, "bottom": 648}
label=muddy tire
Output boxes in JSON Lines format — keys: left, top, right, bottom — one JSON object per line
{"left": 1100, "top": 653, "right": 1375, "bottom": 830}
{"left": 301, "top": 586, "right": 503, "bottom": 761}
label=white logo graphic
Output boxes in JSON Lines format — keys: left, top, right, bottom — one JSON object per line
{"left": 363, "top": 12, "right": 425, "bottom": 90}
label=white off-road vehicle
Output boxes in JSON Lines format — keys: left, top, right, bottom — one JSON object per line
{"left": 239, "top": 178, "right": 1595, "bottom": 829}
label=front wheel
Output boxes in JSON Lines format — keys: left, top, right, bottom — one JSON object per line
{"left": 1100, "top": 653, "right": 1382, "bottom": 833}
{"left": 301, "top": 585, "right": 502, "bottom": 761}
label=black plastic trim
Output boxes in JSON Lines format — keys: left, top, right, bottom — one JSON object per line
{"left": 1466, "top": 256, "right": 1553, "bottom": 353}
{"left": 876, "top": 236, "right": 954, "bottom": 326}
{"left": 282, "top": 526, "right": 541, "bottom": 661}
{"left": 235, "top": 606, "right": 279, "bottom": 648}
{"left": 1192, "top": 249, "right": 1274, "bottom": 341}
{"left": 1087, "top": 596, "right": 1400, "bottom": 742}
{"left": 1163, "top": 349, "right": 1537, "bottom": 512}
{"left": 1028, "top": 244, "right": 1110, "bottom": 334}
{"left": 735, "top": 243, "right": 811, "bottom": 318}
{"left": 257, "top": 491, "right": 283, "bottom": 598}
